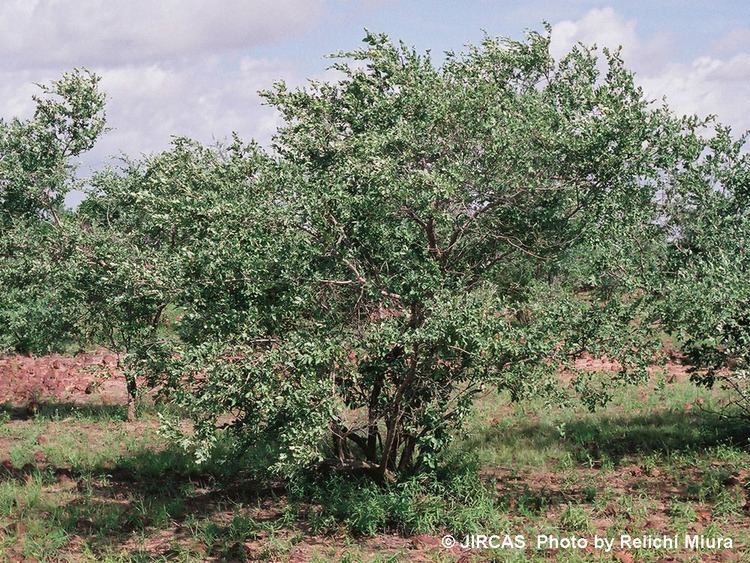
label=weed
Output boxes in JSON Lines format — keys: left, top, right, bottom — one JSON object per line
{"left": 559, "top": 504, "right": 592, "bottom": 532}
{"left": 712, "top": 489, "right": 745, "bottom": 518}
{"left": 582, "top": 485, "right": 598, "bottom": 503}
{"left": 0, "top": 378, "right": 749, "bottom": 560}
{"left": 290, "top": 459, "right": 504, "bottom": 537}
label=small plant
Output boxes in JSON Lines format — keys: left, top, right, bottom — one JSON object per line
{"left": 559, "top": 504, "right": 592, "bottom": 532}
{"left": 290, "top": 459, "right": 503, "bottom": 537}
{"left": 513, "top": 486, "right": 550, "bottom": 518}
{"left": 641, "top": 453, "right": 662, "bottom": 476}
{"left": 712, "top": 489, "right": 745, "bottom": 518}
{"left": 669, "top": 500, "right": 697, "bottom": 523}
{"left": 583, "top": 485, "right": 598, "bottom": 503}
{"left": 225, "top": 513, "right": 261, "bottom": 542}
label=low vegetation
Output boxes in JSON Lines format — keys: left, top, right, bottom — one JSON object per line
{"left": 0, "top": 370, "right": 748, "bottom": 561}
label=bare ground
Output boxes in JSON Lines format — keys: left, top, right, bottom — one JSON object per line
{"left": 0, "top": 352, "right": 748, "bottom": 561}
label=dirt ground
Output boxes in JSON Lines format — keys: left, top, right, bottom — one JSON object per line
{"left": 0, "top": 352, "right": 748, "bottom": 562}
{"left": 0, "top": 349, "right": 128, "bottom": 408}
{"left": 0, "top": 349, "right": 692, "bottom": 409}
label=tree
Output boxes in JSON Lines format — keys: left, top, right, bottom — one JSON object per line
{"left": 145, "top": 29, "right": 679, "bottom": 481}
{"left": 0, "top": 69, "right": 106, "bottom": 354}
{"left": 656, "top": 122, "right": 750, "bottom": 418}
{"left": 76, "top": 137, "right": 268, "bottom": 417}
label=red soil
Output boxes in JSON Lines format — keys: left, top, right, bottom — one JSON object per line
{"left": 0, "top": 348, "right": 129, "bottom": 407}
{"left": 0, "top": 348, "right": 690, "bottom": 409}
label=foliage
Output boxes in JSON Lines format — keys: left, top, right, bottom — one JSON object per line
{"left": 3, "top": 26, "right": 749, "bottom": 482}
{"left": 0, "top": 69, "right": 106, "bottom": 354}
{"left": 655, "top": 123, "right": 750, "bottom": 418}
{"left": 143, "top": 29, "right": 683, "bottom": 481}
{"left": 75, "top": 138, "right": 270, "bottom": 408}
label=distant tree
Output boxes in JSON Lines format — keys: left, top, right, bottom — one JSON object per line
{"left": 656, "top": 122, "right": 750, "bottom": 418}
{"left": 0, "top": 69, "right": 106, "bottom": 354}
{"left": 76, "top": 137, "right": 268, "bottom": 418}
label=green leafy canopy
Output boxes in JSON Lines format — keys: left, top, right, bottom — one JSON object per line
{"left": 3, "top": 28, "right": 749, "bottom": 481}
{"left": 136, "top": 29, "right": 687, "bottom": 480}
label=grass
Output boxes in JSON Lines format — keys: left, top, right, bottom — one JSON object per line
{"left": 0, "top": 378, "right": 748, "bottom": 561}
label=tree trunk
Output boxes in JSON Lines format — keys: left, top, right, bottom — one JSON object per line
{"left": 398, "top": 434, "right": 416, "bottom": 472}
{"left": 379, "top": 409, "right": 405, "bottom": 479}
{"left": 378, "top": 343, "right": 420, "bottom": 478}
{"left": 331, "top": 420, "right": 350, "bottom": 463}
{"left": 366, "top": 374, "right": 383, "bottom": 462}
{"left": 125, "top": 372, "right": 137, "bottom": 421}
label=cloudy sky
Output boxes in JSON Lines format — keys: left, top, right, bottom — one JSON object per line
{"left": 1, "top": 0, "right": 749, "bottom": 194}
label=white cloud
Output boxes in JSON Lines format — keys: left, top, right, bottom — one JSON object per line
{"left": 0, "top": 55, "right": 297, "bottom": 175}
{"left": 0, "top": 0, "right": 322, "bottom": 178}
{"left": 550, "top": 7, "right": 672, "bottom": 75}
{"left": 640, "top": 54, "right": 750, "bottom": 134}
{"left": 0, "top": 0, "right": 324, "bottom": 70}
{"left": 551, "top": 7, "right": 750, "bottom": 135}
{"left": 82, "top": 56, "right": 297, "bottom": 168}
{"left": 551, "top": 7, "right": 637, "bottom": 58}
{"left": 712, "top": 27, "right": 750, "bottom": 55}
{"left": 0, "top": 71, "right": 42, "bottom": 119}
{"left": 52, "top": 56, "right": 295, "bottom": 206}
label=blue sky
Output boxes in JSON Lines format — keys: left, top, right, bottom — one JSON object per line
{"left": 263, "top": 1, "right": 749, "bottom": 67}
{"left": 0, "top": 0, "right": 748, "bottom": 191}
